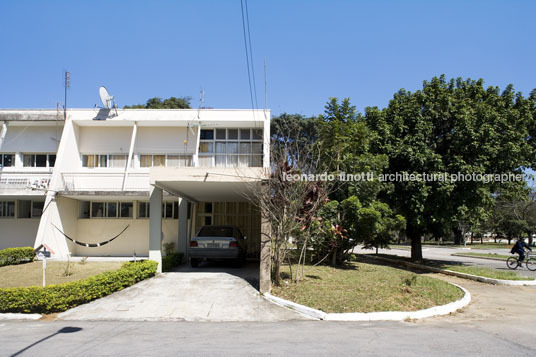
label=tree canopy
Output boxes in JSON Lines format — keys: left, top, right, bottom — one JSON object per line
{"left": 124, "top": 96, "right": 191, "bottom": 109}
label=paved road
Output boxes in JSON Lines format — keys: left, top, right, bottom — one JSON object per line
{"left": 1, "top": 318, "right": 534, "bottom": 356}
{"left": 356, "top": 245, "right": 536, "bottom": 278}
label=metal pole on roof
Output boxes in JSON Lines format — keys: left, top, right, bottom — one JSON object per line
{"left": 64, "top": 71, "right": 70, "bottom": 121}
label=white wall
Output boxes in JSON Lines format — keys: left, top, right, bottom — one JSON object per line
{"left": 74, "top": 218, "right": 178, "bottom": 257}
{"left": 78, "top": 127, "right": 132, "bottom": 154}
{"left": 1, "top": 126, "right": 61, "bottom": 153}
{"left": 136, "top": 127, "right": 196, "bottom": 154}
{"left": 0, "top": 219, "right": 40, "bottom": 249}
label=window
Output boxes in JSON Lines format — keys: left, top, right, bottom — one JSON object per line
{"left": 139, "top": 154, "right": 193, "bottom": 168}
{"left": 138, "top": 202, "right": 150, "bottom": 218}
{"left": 0, "top": 201, "right": 15, "bottom": 218}
{"left": 32, "top": 201, "right": 44, "bottom": 217}
{"left": 18, "top": 200, "right": 44, "bottom": 218}
{"left": 82, "top": 154, "right": 128, "bottom": 168}
{"left": 120, "top": 202, "right": 133, "bottom": 218}
{"left": 80, "top": 201, "right": 90, "bottom": 218}
{"left": 199, "top": 128, "right": 263, "bottom": 168}
{"left": 138, "top": 201, "right": 179, "bottom": 219}
{"left": 0, "top": 154, "right": 14, "bottom": 168}
{"left": 83, "top": 201, "right": 133, "bottom": 218}
{"left": 22, "top": 154, "right": 56, "bottom": 168}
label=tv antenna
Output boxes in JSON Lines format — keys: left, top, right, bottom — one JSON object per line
{"left": 99, "top": 86, "right": 118, "bottom": 117}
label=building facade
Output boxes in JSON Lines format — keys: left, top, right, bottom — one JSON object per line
{"left": 0, "top": 108, "right": 271, "bottom": 291}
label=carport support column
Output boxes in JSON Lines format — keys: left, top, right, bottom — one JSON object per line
{"left": 149, "top": 185, "right": 163, "bottom": 273}
{"left": 178, "top": 198, "right": 188, "bottom": 259}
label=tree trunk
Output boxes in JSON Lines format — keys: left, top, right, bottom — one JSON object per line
{"left": 453, "top": 227, "right": 463, "bottom": 245}
{"left": 470, "top": 231, "right": 473, "bottom": 245}
{"left": 407, "top": 224, "right": 423, "bottom": 261}
{"left": 528, "top": 231, "right": 534, "bottom": 246}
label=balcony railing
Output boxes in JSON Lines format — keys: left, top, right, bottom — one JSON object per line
{"left": 0, "top": 171, "right": 51, "bottom": 192}
{"left": 61, "top": 172, "right": 150, "bottom": 192}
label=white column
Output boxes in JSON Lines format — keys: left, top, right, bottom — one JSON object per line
{"left": 178, "top": 197, "right": 188, "bottom": 257}
{"left": 0, "top": 121, "right": 7, "bottom": 151}
{"left": 149, "top": 185, "right": 163, "bottom": 273}
{"left": 122, "top": 122, "right": 138, "bottom": 190}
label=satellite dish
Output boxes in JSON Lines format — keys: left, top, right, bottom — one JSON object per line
{"left": 99, "top": 86, "right": 115, "bottom": 109}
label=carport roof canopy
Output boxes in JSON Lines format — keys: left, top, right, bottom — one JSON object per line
{"left": 155, "top": 180, "right": 260, "bottom": 203}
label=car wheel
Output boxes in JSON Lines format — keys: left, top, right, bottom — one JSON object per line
{"left": 191, "top": 258, "right": 201, "bottom": 268}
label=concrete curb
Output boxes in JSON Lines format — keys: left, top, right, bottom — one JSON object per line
{"left": 364, "top": 255, "right": 536, "bottom": 286}
{"left": 0, "top": 313, "right": 41, "bottom": 320}
{"left": 264, "top": 282, "right": 471, "bottom": 322}
{"left": 263, "top": 293, "right": 326, "bottom": 320}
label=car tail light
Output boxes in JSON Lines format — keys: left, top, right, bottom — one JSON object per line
{"left": 190, "top": 241, "right": 198, "bottom": 247}
{"left": 229, "top": 241, "right": 239, "bottom": 248}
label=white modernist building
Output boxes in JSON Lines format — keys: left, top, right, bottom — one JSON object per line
{"left": 0, "top": 107, "right": 271, "bottom": 291}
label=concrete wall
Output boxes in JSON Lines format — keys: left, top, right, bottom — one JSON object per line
{"left": 78, "top": 126, "right": 131, "bottom": 154}
{"left": 1, "top": 125, "right": 61, "bottom": 153}
{"left": 136, "top": 127, "right": 196, "bottom": 154}
{"left": 0, "top": 218, "right": 40, "bottom": 249}
{"left": 74, "top": 216, "right": 178, "bottom": 257}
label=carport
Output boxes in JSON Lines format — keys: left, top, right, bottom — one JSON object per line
{"left": 148, "top": 166, "right": 271, "bottom": 292}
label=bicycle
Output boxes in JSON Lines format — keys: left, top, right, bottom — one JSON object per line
{"left": 506, "top": 250, "right": 536, "bottom": 271}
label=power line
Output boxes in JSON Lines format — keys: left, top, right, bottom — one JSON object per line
{"left": 244, "top": 0, "right": 259, "bottom": 110}
{"left": 240, "top": 0, "right": 256, "bottom": 113}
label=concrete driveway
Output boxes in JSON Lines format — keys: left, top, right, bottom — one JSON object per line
{"left": 58, "top": 262, "right": 308, "bottom": 322}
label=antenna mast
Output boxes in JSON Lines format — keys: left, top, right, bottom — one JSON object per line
{"left": 64, "top": 71, "right": 70, "bottom": 121}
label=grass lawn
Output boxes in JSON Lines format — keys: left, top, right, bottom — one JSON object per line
{"left": 271, "top": 262, "right": 464, "bottom": 313}
{"left": 452, "top": 252, "right": 512, "bottom": 260}
{"left": 0, "top": 261, "right": 123, "bottom": 288}
{"left": 444, "top": 265, "right": 534, "bottom": 281}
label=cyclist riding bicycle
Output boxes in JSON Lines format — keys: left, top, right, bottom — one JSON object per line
{"left": 511, "top": 238, "right": 532, "bottom": 264}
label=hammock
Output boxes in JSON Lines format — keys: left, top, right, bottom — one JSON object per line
{"left": 52, "top": 224, "right": 130, "bottom": 247}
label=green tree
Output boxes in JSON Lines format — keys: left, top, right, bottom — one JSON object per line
{"left": 366, "top": 76, "right": 534, "bottom": 260}
{"left": 124, "top": 96, "right": 191, "bottom": 109}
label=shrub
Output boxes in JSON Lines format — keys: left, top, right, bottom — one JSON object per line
{"left": 0, "top": 260, "right": 158, "bottom": 314}
{"left": 0, "top": 247, "right": 35, "bottom": 267}
{"left": 162, "top": 252, "right": 184, "bottom": 272}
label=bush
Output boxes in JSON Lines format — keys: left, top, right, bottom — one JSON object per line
{"left": 0, "top": 247, "right": 35, "bottom": 267}
{"left": 0, "top": 260, "right": 158, "bottom": 314}
{"left": 162, "top": 252, "right": 184, "bottom": 272}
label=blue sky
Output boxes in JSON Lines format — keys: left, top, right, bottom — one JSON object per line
{"left": 0, "top": 0, "right": 535, "bottom": 116}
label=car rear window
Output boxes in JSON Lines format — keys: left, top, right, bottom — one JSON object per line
{"left": 198, "top": 226, "right": 234, "bottom": 237}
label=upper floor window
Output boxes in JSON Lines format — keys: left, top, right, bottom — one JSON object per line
{"left": 139, "top": 154, "right": 192, "bottom": 168}
{"left": 22, "top": 154, "right": 56, "bottom": 168}
{"left": 0, "top": 201, "right": 15, "bottom": 218}
{"left": 0, "top": 154, "right": 14, "bottom": 168}
{"left": 82, "top": 154, "right": 128, "bottom": 168}
{"left": 199, "top": 128, "right": 263, "bottom": 168}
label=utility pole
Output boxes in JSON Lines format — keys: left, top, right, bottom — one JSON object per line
{"left": 64, "top": 71, "right": 70, "bottom": 121}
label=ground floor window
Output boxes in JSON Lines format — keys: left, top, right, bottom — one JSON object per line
{"left": 137, "top": 201, "right": 179, "bottom": 219}
{"left": 0, "top": 201, "right": 15, "bottom": 218}
{"left": 17, "top": 200, "right": 44, "bottom": 218}
{"left": 79, "top": 201, "right": 134, "bottom": 218}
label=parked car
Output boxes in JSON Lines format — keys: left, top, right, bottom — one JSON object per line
{"left": 189, "top": 225, "right": 247, "bottom": 267}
